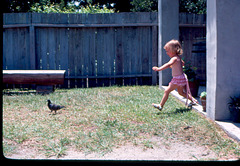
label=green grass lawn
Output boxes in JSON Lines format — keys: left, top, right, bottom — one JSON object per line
{"left": 3, "top": 86, "right": 240, "bottom": 159}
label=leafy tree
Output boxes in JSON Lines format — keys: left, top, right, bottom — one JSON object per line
{"left": 130, "top": 0, "right": 157, "bottom": 12}
{"left": 2, "top": 0, "right": 71, "bottom": 13}
{"left": 131, "top": 0, "right": 206, "bottom": 13}
{"left": 179, "top": 0, "right": 206, "bottom": 14}
{"left": 3, "top": 0, "right": 206, "bottom": 14}
{"left": 2, "top": 0, "right": 132, "bottom": 13}
{"left": 29, "top": 2, "right": 115, "bottom": 13}
{"left": 80, "top": 0, "right": 132, "bottom": 12}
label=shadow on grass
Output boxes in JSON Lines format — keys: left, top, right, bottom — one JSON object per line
{"left": 3, "top": 91, "right": 38, "bottom": 96}
{"left": 2, "top": 91, "right": 53, "bottom": 96}
{"left": 2, "top": 90, "right": 68, "bottom": 96}
{"left": 174, "top": 107, "right": 191, "bottom": 114}
{"left": 156, "top": 107, "right": 191, "bottom": 116}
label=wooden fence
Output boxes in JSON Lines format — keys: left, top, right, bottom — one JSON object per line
{"left": 3, "top": 12, "right": 206, "bottom": 88}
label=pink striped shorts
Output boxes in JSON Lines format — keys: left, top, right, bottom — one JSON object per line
{"left": 170, "top": 73, "right": 188, "bottom": 86}
{"left": 169, "top": 73, "right": 192, "bottom": 105}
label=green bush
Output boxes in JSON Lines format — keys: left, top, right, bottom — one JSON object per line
{"left": 29, "top": 2, "right": 115, "bottom": 14}
{"left": 200, "top": 91, "right": 207, "bottom": 98}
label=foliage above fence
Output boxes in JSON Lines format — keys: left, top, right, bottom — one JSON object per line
{"left": 3, "top": 0, "right": 207, "bottom": 14}
{"left": 29, "top": 3, "right": 116, "bottom": 14}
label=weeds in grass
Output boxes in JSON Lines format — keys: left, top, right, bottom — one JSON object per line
{"left": 43, "top": 138, "right": 69, "bottom": 158}
{"left": 142, "top": 140, "right": 154, "bottom": 149}
{"left": 3, "top": 86, "right": 240, "bottom": 159}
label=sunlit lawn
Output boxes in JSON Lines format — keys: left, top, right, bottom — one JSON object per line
{"left": 3, "top": 86, "right": 240, "bottom": 159}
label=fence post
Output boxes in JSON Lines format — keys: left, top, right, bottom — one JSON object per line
{"left": 158, "top": 0, "right": 179, "bottom": 86}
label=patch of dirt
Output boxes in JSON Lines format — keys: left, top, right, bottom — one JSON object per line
{"left": 4, "top": 146, "right": 46, "bottom": 159}
{"left": 60, "top": 137, "right": 218, "bottom": 160}
{"left": 61, "top": 144, "right": 216, "bottom": 160}
{"left": 5, "top": 136, "right": 220, "bottom": 160}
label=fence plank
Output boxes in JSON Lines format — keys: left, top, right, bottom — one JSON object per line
{"left": 77, "top": 27, "right": 86, "bottom": 88}
{"left": 3, "top": 28, "right": 14, "bottom": 69}
{"left": 130, "top": 27, "right": 140, "bottom": 85}
{"left": 152, "top": 26, "right": 158, "bottom": 85}
{"left": 39, "top": 28, "right": 48, "bottom": 70}
{"left": 103, "top": 27, "right": 115, "bottom": 86}
{"left": 95, "top": 28, "right": 105, "bottom": 86}
{"left": 88, "top": 28, "right": 97, "bottom": 87}
{"left": 58, "top": 28, "right": 69, "bottom": 71}
{"left": 35, "top": 28, "right": 41, "bottom": 69}
{"left": 12, "top": 28, "right": 31, "bottom": 70}
{"left": 115, "top": 27, "right": 124, "bottom": 85}
{"left": 142, "top": 26, "right": 152, "bottom": 85}
{"left": 122, "top": 27, "right": 132, "bottom": 85}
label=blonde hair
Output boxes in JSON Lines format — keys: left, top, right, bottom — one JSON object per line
{"left": 164, "top": 39, "right": 183, "bottom": 55}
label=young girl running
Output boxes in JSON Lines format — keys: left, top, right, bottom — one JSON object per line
{"left": 152, "top": 39, "right": 198, "bottom": 111}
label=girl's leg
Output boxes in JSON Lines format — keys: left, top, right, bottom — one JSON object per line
{"left": 177, "top": 86, "right": 198, "bottom": 103}
{"left": 152, "top": 83, "right": 178, "bottom": 108}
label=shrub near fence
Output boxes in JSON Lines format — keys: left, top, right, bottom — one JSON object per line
{"left": 3, "top": 13, "right": 206, "bottom": 88}
{"left": 3, "top": 13, "right": 158, "bottom": 88}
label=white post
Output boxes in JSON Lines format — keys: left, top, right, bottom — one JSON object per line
{"left": 158, "top": 0, "right": 179, "bottom": 87}
{"left": 207, "top": 0, "right": 240, "bottom": 120}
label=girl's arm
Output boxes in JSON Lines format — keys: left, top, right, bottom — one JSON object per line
{"left": 181, "top": 59, "right": 185, "bottom": 66}
{"left": 152, "top": 57, "right": 177, "bottom": 72}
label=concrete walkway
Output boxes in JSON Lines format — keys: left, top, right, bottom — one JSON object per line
{"left": 161, "top": 86, "right": 240, "bottom": 142}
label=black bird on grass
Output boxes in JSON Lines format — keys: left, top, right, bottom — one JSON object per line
{"left": 47, "top": 99, "right": 65, "bottom": 114}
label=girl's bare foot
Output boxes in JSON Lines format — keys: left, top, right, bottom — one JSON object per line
{"left": 191, "top": 97, "right": 199, "bottom": 104}
{"left": 188, "top": 97, "right": 199, "bottom": 108}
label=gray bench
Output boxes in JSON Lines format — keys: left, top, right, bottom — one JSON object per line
{"left": 3, "top": 70, "right": 66, "bottom": 93}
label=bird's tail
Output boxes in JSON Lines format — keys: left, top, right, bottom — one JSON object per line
{"left": 60, "top": 106, "right": 65, "bottom": 109}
